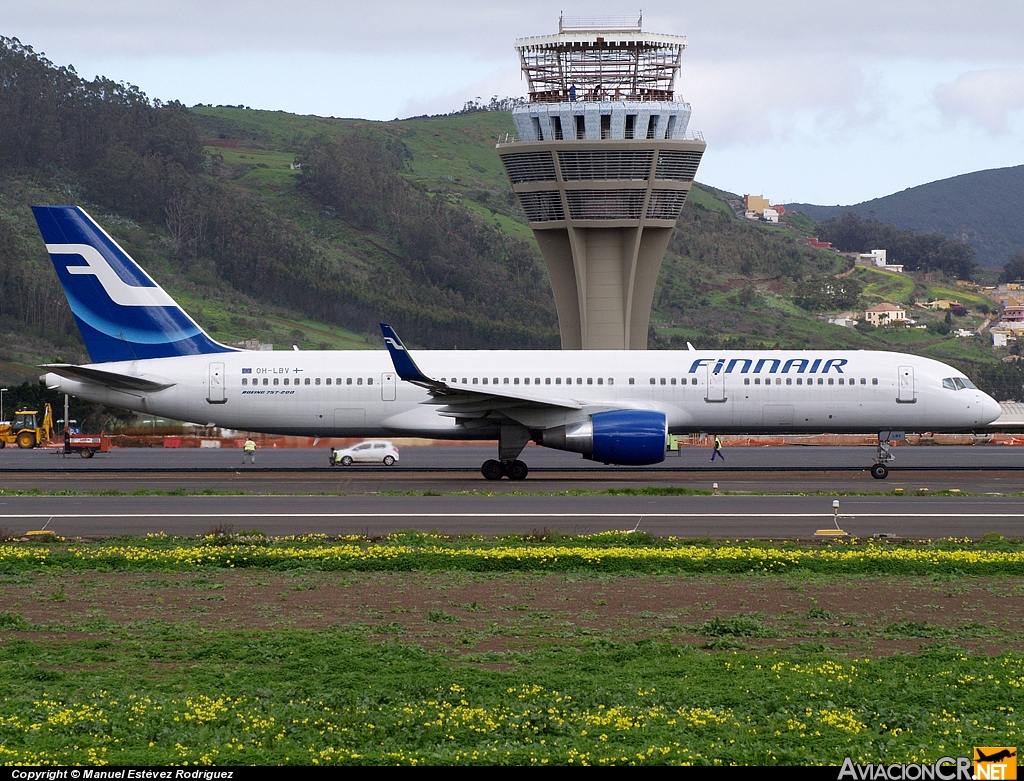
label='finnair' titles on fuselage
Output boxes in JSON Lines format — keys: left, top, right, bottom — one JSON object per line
{"left": 31, "top": 205, "right": 1002, "bottom": 475}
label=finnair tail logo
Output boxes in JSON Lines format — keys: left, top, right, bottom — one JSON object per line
{"left": 47, "top": 244, "right": 178, "bottom": 308}
{"left": 383, "top": 336, "right": 406, "bottom": 351}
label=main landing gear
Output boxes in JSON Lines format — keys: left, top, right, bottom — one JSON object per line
{"left": 870, "top": 430, "right": 902, "bottom": 479}
{"left": 481, "top": 423, "right": 531, "bottom": 481}
{"left": 481, "top": 459, "right": 529, "bottom": 481}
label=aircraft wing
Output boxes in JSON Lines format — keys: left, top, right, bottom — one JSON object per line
{"left": 41, "top": 363, "right": 176, "bottom": 392}
{"left": 380, "top": 323, "right": 581, "bottom": 412}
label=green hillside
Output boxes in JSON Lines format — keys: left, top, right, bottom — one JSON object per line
{"left": 1, "top": 36, "right": 1021, "bottom": 404}
{"left": 788, "top": 165, "right": 1024, "bottom": 267}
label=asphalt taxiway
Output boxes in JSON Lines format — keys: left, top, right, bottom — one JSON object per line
{"left": 0, "top": 445, "right": 1021, "bottom": 538}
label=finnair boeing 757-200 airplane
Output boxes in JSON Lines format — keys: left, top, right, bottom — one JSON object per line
{"left": 32, "top": 206, "right": 1001, "bottom": 480}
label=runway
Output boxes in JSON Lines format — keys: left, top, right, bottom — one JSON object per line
{"left": 0, "top": 445, "right": 1021, "bottom": 539}
{"left": 1, "top": 494, "right": 1022, "bottom": 538}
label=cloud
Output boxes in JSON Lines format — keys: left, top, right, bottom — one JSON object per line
{"left": 682, "top": 57, "right": 875, "bottom": 146}
{"left": 934, "top": 68, "right": 1024, "bottom": 134}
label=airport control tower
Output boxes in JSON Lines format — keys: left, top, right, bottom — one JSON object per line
{"left": 497, "top": 14, "right": 705, "bottom": 349}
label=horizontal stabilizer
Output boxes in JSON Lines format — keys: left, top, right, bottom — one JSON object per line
{"left": 41, "top": 364, "right": 175, "bottom": 392}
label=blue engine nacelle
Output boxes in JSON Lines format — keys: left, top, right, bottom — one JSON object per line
{"left": 541, "top": 410, "right": 667, "bottom": 465}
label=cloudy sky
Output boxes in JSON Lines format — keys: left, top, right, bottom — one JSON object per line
{"left": 7, "top": 1, "right": 1024, "bottom": 204}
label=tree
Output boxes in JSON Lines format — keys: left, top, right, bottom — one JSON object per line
{"left": 999, "top": 252, "right": 1024, "bottom": 284}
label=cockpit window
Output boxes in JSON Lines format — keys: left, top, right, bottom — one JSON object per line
{"left": 943, "top": 377, "right": 977, "bottom": 390}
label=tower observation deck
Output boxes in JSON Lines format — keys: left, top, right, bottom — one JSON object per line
{"left": 497, "top": 15, "right": 705, "bottom": 349}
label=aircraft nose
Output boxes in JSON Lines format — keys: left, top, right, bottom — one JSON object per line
{"left": 981, "top": 392, "right": 1002, "bottom": 424}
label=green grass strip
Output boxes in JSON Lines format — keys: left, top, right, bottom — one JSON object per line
{"left": 3, "top": 534, "right": 1024, "bottom": 575}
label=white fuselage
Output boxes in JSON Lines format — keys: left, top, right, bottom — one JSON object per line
{"left": 44, "top": 348, "right": 1001, "bottom": 439}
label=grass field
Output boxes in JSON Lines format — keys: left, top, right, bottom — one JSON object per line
{"left": 0, "top": 532, "right": 1021, "bottom": 765}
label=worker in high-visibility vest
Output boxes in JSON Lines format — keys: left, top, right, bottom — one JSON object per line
{"left": 243, "top": 438, "right": 257, "bottom": 465}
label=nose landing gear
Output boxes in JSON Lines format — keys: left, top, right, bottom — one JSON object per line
{"left": 871, "top": 430, "right": 902, "bottom": 479}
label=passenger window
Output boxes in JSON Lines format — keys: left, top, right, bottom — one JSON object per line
{"left": 796, "top": 378, "right": 802, "bottom": 385}
{"left": 242, "top": 378, "right": 247, "bottom": 386}
{"left": 305, "top": 378, "right": 311, "bottom": 386}
{"left": 514, "top": 378, "right": 520, "bottom": 385}
{"left": 473, "top": 378, "right": 478, "bottom": 384}
{"left": 608, "top": 378, "right": 614, "bottom": 385}
{"left": 326, "top": 378, "right": 332, "bottom": 385}
{"left": 872, "top": 378, "right": 878, "bottom": 385}
{"left": 744, "top": 378, "right": 750, "bottom": 385}
{"left": 588, "top": 378, "right": 593, "bottom": 385}
{"left": 786, "top": 378, "right": 792, "bottom": 385}
{"left": 504, "top": 378, "right": 509, "bottom": 384}
{"left": 860, "top": 378, "right": 866, "bottom": 385}
{"left": 629, "top": 378, "right": 634, "bottom": 385}
{"left": 556, "top": 378, "right": 562, "bottom": 385}
{"left": 670, "top": 378, "right": 676, "bottom": 385}
{"left": 357, "top": 378, "right": 363, "bottom": 385}
{"left": 828, "top": 378, "right": 834, "bottom": 385}
{"left": 577, "top": 378, "right": 582, "bottom": 385}
{"left": 273, "top": 378, "right": 279, "bottom": 386}
{"left": 347, "top": 378, "right": 352, "bottom": 385}
{"left": 462, "top": 378, "right": 467, "bottom": 384}
{"left": 315, "top": 378, "right": 321, "bottom": 386}
{"left": 566, "top": 378, "right": 572, "bottom": 385}
{"left": 284, "top": 378, "right": 290, "bottom": 386}
{"left": 691, "top": 378, "right": 697, "bottom": 385}
{"left": 263, "top": 378, "right": 269, "bottom": 386}
{"left": 775, "top": 378, "right": 782, "bottom": 385}
{"left": 597, "top": 378, "right": 603, "bottom": 385}
{"left": 524, "top": 378, "right": 530, "bottom": 385}
{"left": 754, "top": 378, "right": 760, "bottom": 385}
{"left": 545, "top": 378, "right": 551, "bottom": 385}
{"left": 482, "top": 377, "right": 488, "bottom": 384}
{"left": 650, "top": 378, "right": 656, "bottom": 385}
{"left": 368, "top": 378, "right": 373, "bottom": 385}
{"left": 817, "top": 378, "right": 823, "bottom": 385}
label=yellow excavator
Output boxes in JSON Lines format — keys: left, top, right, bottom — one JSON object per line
{"left": 0, "top": 403, "right": 54, "bottom": 449}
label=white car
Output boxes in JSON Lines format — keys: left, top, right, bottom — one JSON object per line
{"left": 330, "top": 440, "right": 399, "bottom": 467}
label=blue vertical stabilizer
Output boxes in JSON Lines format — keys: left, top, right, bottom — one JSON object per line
{"left": 32, "top": 206, "right": 234, "bottom": 363}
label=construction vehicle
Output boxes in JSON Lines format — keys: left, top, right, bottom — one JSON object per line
{"left": 0, "top": 404, "right": 54, "bottom": 449}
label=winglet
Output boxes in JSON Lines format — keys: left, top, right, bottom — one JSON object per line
{"left": 380, "top": 324, "right": 445, "bottom": 390}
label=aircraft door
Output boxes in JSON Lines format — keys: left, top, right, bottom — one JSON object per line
{"left": 207, "top": 362, "right": 226, "bottom": 404}
{"left": 897, "top": 365, "right": 916, "bottom": 403}
{"left": 381, "top": 372, "right": 397, "bottom": 401}
{"left": 705, "top": 364, "right": 726, "bottom": 402}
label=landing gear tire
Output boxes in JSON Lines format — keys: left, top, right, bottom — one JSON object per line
{"left": 505, "top": 460, "right": 529, "bottom": 481}
{"left": 870, "top": 463, "right": 889, "bottom": 480}
{"left": 481, "top": 459, "right": 504, "bottom": 480}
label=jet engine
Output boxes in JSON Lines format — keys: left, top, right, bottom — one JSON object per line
{"left": 542, "top": 410, "right": 667, "bottom": 465}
